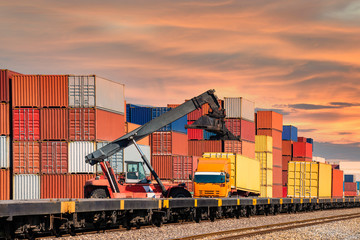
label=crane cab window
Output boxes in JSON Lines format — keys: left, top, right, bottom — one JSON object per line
{"left": 126, "top": 162, "right": 146, "bottom": 181}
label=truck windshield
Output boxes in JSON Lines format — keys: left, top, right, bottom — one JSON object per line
{"left": 194, "top": 172, "right": 225, "bottom": 183}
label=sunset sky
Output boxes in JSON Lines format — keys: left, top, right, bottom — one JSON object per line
{"left": 1, "top": 1, "right": 359, "bottom": 161}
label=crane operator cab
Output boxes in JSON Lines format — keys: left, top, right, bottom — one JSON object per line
{"left": 123, "top": 161, "right": 149, "bottom": 184}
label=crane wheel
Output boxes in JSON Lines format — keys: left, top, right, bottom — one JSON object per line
{"left": 90, "top": 189, "right": 108, "bottom": 198}
{"left": 169, "top": 188, "right": 191, "bottom": 198}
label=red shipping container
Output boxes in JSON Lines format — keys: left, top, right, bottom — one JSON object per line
{"left": 1, "top": 69, "right": 21, "bottom": 102}
{"left": 187, "top": 121, "right": 203, "bottom": 140}
{"left": 151, "top": 131, "right": 188, "bottom": 155}
{"left": 273, "top": 166, "right": 282, "bottom": 185}
{"left": 40, "top": 75, "right": 68, "bottom": 107}
{"left": 344, "top": 182, "right": 356, "bottom": 191}
{"left": 96, "top": 109, "right": 125, "bottom": 141}
{"left": 256, "top": 111, "right": 283, "bottom": 131}
{"left": 282, "top": 140, "right": 292, "bottom": 156}
{"left": 297, "top": 137, "right": 307, "bottom": 142}
{"left": 152, "top": 155, "right": 174, "bottom": 179}
{"left": 273, "top": 148, "right": 282, "bottom": 167}
{"left": 40, "top": 141, "right": 68, "bottom": 174}
{"left": 13, "top": 108, "right": 40, "bottom": 141}
{"left": 13, "top": 141, "right": 40, "bottom": 174}
{"left": 0, "top": 169, "right": 10, "bottom": 200}
{"left": 0, "top": 103, "right": 10, "bottom": 135}
{"left": 273, "top": 184, "right": 283, "bottom": 198}
{"left": 332, "top": 169, "right": 343, "bottom": 198}
{"left": 223, "top": 140, "right": 242, "bottom": 155}
{"left": 293, "top": 142, "right": 312, "bottom": 158}
{"left": 173, "top": 156, "right": 194, "bottom": 180}
{"left": 225, "top": 119, "right": 255, "bottom": 142}
{"left": 69, "top": 108, "right": 96, "bottom": 141}
{"left": 12, "top": 75, "right": 40, "bottom": 107}
{"left": 292, "top": 157, "right": 311, "bottom": 162}
{"left": 192, "top": 156, "right": 199, "bottom": 173}
{"left": 256, "top": 129, "right": 282, "bottom": 149}
{"left": 282, "top": 170, "right": 288, "bottom": 186}
{"left": 41, "top": 108, "right": 68, "bottom": 140}
{"left": 188, "top": 140, "right": 222, "bottom": 156}
{"left": 187, "top": 109, "right": 202, "bottom": 121}
{"left": 282, "top": 186, "right": 287, "bottom": 198}
{"left": 344, "top": 191, "right": 356, "bottom": 197}
{"left": 282, "top": 156, "right": 291, "bottom": 171}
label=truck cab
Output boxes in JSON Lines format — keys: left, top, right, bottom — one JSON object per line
{"left": 193, "top": 158, "right": 231, "bottom": 198}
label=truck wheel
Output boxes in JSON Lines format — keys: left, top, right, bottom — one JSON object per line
{"left": 90, "top": 189, "right": 108, "bottom": 198}
{"left": 169, "top": 188, "right": 191, "bottom": 198}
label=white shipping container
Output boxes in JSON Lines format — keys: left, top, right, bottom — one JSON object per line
{"left": 224, "top": 97, "right": 255, "bottom": 121}
{"left": 339, "top": 161, "right": 360, "bottom": 171}
{"left": 0, "top": 136, "right": 9, "bottom": 168}
{"left": 13, "top": 174, "right": 40, "bottom": 200}
{"left": 68, "top": 142, "right": 95, "bottom": 173}
{"left": 96, "top": 142, "right": 124, "bottom": 173}
{"left": 313, "top": 156, "right": 326, "bottom": 163}
{"left": 123, "top": 144, "right": 151, "bottom": 175}
{"left": 69, "top": 75, "right": 125, "bottom": 114}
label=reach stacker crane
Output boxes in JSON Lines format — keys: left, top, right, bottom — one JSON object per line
{"left": 84, "top": 89, "right": 238, "bottom": 198}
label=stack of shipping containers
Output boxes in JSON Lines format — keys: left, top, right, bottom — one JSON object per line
{"left": 292, "top": 137, "right": 313, "bottom": 162}
{"left": 255, "top": 135, "right": 273, "bottom": 197}
{"left": 339, "top": 162, "right": 360, "bottom": 196}
{"left": 281, "top": 125, "right": 298, "bottom": 197}
{"left": 256, "top": 111, "right": 283, "bottom": 197}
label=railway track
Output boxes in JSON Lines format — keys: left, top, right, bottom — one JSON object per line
{"left": 175, "top": 212, "right": 360, "bottom": 240}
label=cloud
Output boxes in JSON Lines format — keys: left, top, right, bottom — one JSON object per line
{"left": 255, "top": 108, "right": 290, "bottom": 116}
{"left": 288, "top": 102, "right": 360, "bottom": 110}
{"left": 314, "top": 141, "right": 360, "bottom": 161}
{"left": 298, "top": 128, "right": 317, "bottom": 133}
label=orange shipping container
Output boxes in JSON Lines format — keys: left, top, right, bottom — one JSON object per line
{"left": 188, "top": 140, "right": 222, "bottom": 156}
{"left": 0, "top": 169, "right": 10, "bottom": 200}
{"left": 152, "top": 155, "right": 174, "bottom": 179}
{"left": 332, "top": 169, "right": 343, "bottom": 198}
{"left": 282, "top": 156, "right": 291, "bottom": 171}
{"left": 12, "top": 75, "right": 40, "bottom": 107}
{"left": 96, "top": 109, "right": 125, "bottom": 141}
{"left": 273, "top": 166, "right": 282, "bottom": 185}
{"left": 256, "top": 111, "right": 283, "bottom": 131}
{"left": 292, "top": 157, "right": 311, "bottom": 162}
{"left": 68, "top": 174, "right": 96, "bottom": 198}
{"left": 40, "top": 141, "right": 68, "bottom": 174}
{"left": 272, "top": 148, "right": 282, "bottom": 167}
{"left": 282, "top": 140, "right": 293, "bottom": 156}
{"left": 41, "top": 108, "right": 68, "bottom": 140}
{"left": 13, "top": 141, "right": 40, "bottom": 174}
{"left": 257, "top": 129, "right": 282, "bottom": 149}
{"left": 0, "top": 103, "right": 10, "bottom": 135}
{"left": 69, "top": 108, "right": 96, "bottom": 141}
{"left": 151, "top": 132, "right": 188, "bottom": 155}
{"left": 40, "top": 75, "right": 68, "bottom": 107}
{"left": 273, "top": 184, "right": 283, "bottom": 198}
{"left": 125, "top": 122, "right": 150, "bottom": 145}
{"left": 223, "top": 140, "right": 255, "bottom": 158}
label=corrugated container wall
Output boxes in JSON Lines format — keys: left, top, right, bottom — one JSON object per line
{"left": 97, "top": 142, "right": 124, "bottom": 173}
{"left": 95, "top": 76, "right": 125, "bottom": 114}
{"left": 282, "top": 125, "right": 298, "bottom": 141}
{"left": 256, "top": 129, "right": 282, "bottom": 149}
{"left": 125, "top": 122, "right": 150, "bottom": 145}
{"left": 0, "top": 103, "right": 10, "bottom": 135}
{"left": 126, "top": 104, "right": 152, "bottom": 125}
{"left": 13, "top": 141, "right": 40, "bottom": 174}
{"left": 69, "top": 108, "right": 96, "bottom": 141}
{"left": 13, "top": 174, "right": 40, "bottom": 200}
{"left": 344, "top": 182, "right": 356, "bottom": 191}
{"left": 152, "top": 107, "right": 187, "bottom": 133}
{"left": 235, "top": 155, "right": 260, "bottom": 194}
{"left": 12, "top": 75, "right": 40, "bottom": 107}
{"left": 187, "top": 121, "right": 203, "bottom": 140}
{"left": 152, "top": 155, "right": 173, "bottom": 179}
{"left": 151, "top": 132, "right": 188, "bottom": 156}
{"left": 40, "top": 75, "right": 68, "bottom": 107}
{"left": 332, "top": 169, "right": 343, "bottom": 198}
{"left": 123, "top": 144, "right": 151, "bottom": 175}
{"left": 344, "top": 174, "right": 354, "bottom": 182}
{"left": 225, "top": 119, "right": 255, "bottom": 142}
{"left": 68, "top": 141, "right": 95, "bottom": 173}
{"left": 293, "top": 142, "right": 312, "bottom": 158}
{"left": 0, "top": 169, "right": 10, "bottom": 200}
{"left": 282, "top": 140, "right": 293, "bottom": 156}
{"left": 255, "top": 135, "right": 273, "bottom": 152}
{"left": 188, "top": 140, "right": 222, "bottom": 157}
{"left": 0, "top": 136, "right": 10, "bottom": 168}
{"left": 256, "top": 111, "right": 283, "bottom": 131}
{"left": 224, "top": 97, "right": 255, "bottom": 121}
{"left": 1, "top": 69, "right": 21, "bottom": 102}
{"left": 68, "top": 75, "right": 95, "bottom": 108}
{"left": 272, "top": 148, "right": 282, "bottom": 167}
{"left": 40, "top": 141, "right": 68, "bottom": 174}
{"left": 96, "top": 109, "right": 125, "bottom": 141}
{"left": 40, "top": 108, "right": 68, "bottom": 140}
{"left": 173, "top": 156, "right": 194, "bottom": 180}
{"left": 13, "top": 108, "right": 40, "bottom": 141}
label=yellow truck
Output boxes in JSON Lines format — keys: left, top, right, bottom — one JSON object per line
{"left": 193, "top": 153, "right": 260, "bottom": 197}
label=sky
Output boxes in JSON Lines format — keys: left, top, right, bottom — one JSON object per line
{"left": 1, "top": 0, "right": 359, "bottom": 161}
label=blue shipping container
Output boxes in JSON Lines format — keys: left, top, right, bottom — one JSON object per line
{"left": 344, "top": 174, "right": 354, "bottom": 183}
{"left": 357, "top": 182, "right": 360, "bottom": 191}
{"left": 152, "top": 107, "right": 187, "bottom": 133}
{"left": 203, "top": 130, "right": 217, "bottom": 140}
{"left": 126, "top": 104, "right": 152, "bottom": 125}
{"left": 282, "top": 125, "right": 298, "bottom": 141}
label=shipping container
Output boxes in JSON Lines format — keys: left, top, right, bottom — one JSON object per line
{"left": 256, "top": 129, "right": 282, "bottom": 149}
{"left": 187, "top": 108, "right": 202, "bottom": 121}
{"left": 272, "top": 148, "right": 282, "bottom": 167}
{"left": 40, "top": 174, "right": 68, "bottom": 198}
{"left": 273, "top": 166, "right": 282, "bottom": 186}
{"left": 40, "top": 75, "right": 68, "bottom": 107}
{"left": 306, "top": 138, "right": 314, "bottom": 145}
{"left": 344, "top": 191, "right": 357, "bottom": 197}
{"left": 13, "top": 141, "right": 40, "bottom": 174}
{"left": 256, "top": 152, "right": 273, "bottom": 169}
{"left": 332, "top": 169, "right": 343, "bottom": 198}
{"left": 13, "top": 108, "right": 40, "bottom": 141}
{"left": 297, "top": 137, "right": 307, "bottom": 142}
{"left": 12, "top": 75, "right": 40, "bottom": 107}
{"left": 1, "top": 69, "right": 21, "bottom": 102}
{"left": 292, "top": 157, "right": 312, "bottom": 162}
{"left": 96, "top": 142, "right": 124, "bottom": 173}
{"left": 187, "top": 121, "right": 203, "bottom": 140}
{"left": 13, "top": 174, "right": 40, "bottom": 200}
{"left": 173, "top": 180, "right": 194, "bottom": 193}
{"left": 40, "top": 108, "right": 68, "bottom": 140}
{"left": 293, "top": 142, "right": 312, "bottom": 158}
{"left": 282, "top": 170, "right": 288, "bottom": 186}
{"left": 152, "top": 155, "right": 173, "bottom": 179}
{"left": 96, "top": 109, "right": 125, "bottom": 141}
{"left": 202, "top": 99, "right": 223, "bottom": 116}
{"left": 225, "top": 119, "right": 255, "bottom": 142}
{"left": 224, "top": 97, "right": 255, "bottom": 121}
{"left": 260, "top": 185, "right": 273, "bottom": 198}
{"left": 0, "top": 136, "right": 9, "bottom": 168}
{"left": 256, "top": 111, "right": 283, "bottom": 131}
{"left": 126, "top": 104, "right": 152, "bottom": 125}
{"left": 69, "top": 108, "right": 96, "bottom": 141}
{"left": 283, "top": 186, "right": 287, "bottom": 198}
{"left": 123, "top": 144, "right": 151, "bottom": 175}
{"left": 282, "top": 125, "right": 298, "bottom": 141}
{"left": 151, "top": 107, "right": 187, "bottom": 133}
{"left": 255, "top": 135, "right": 272, "bottom": 152}
{"left": 151, "top": 131, "right": 188, "bottom": 155}
{"left": 173, "top": 156, "right": 195, "bottom": 180}
{"left": 68, "top": 174, "right": 96, "bottom": 198}
{"left": 167, "top": 104, "right": 180, "bottom": 109}
{"left": 68, "top": 141, "right": 95, "bottom": 173}
{"left": 344, "top": 174, "right": 354, "bottom": 182}
{"left": 223, "top": 140, "right": 255, "bottom": 158}
{"left": 344, "top": 182, "right": 357, "bottom": 191}
{"left": 125, "top": 122, "right": 150, "bottom": 145}
{"left": 40, "top": 141, "right": 68, "bottom": 174}
{"left": 203, "top": 130, "right": 217, "bottom": 140}
{"left": 188, "top": 140, "right": 222, "bottom": 156}
{"left": 282, "top": 156, "right": 291, "bottom": 171}
{"left": 69, "top": 75, "right": 125, "bottom": 114}
{"left": 0, "top": 169, "right": 10, "bottom": 200}
{"left": 282, "top": 140, "right": 293, "bottom": 156}
{"left": 272, "top": 184, "right": 283, "bottom": 198}
{"left": 0, "top": 103, "right": 10, "bottom": 135}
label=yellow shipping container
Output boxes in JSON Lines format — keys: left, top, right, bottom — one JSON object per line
{"left": 256, "top": 152, "right": 273, "bottom": 169}
{"left": 288, "top": 161, "right": 332, "bottom": 198}
{"left": 260, "top": 185, "right": 272, "bottom": 198}
{"left": 255, "top": 135, "right": 273, "bottom": 152}
{"left": 203, "top": 153, "right": 236, "bottom": 188}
